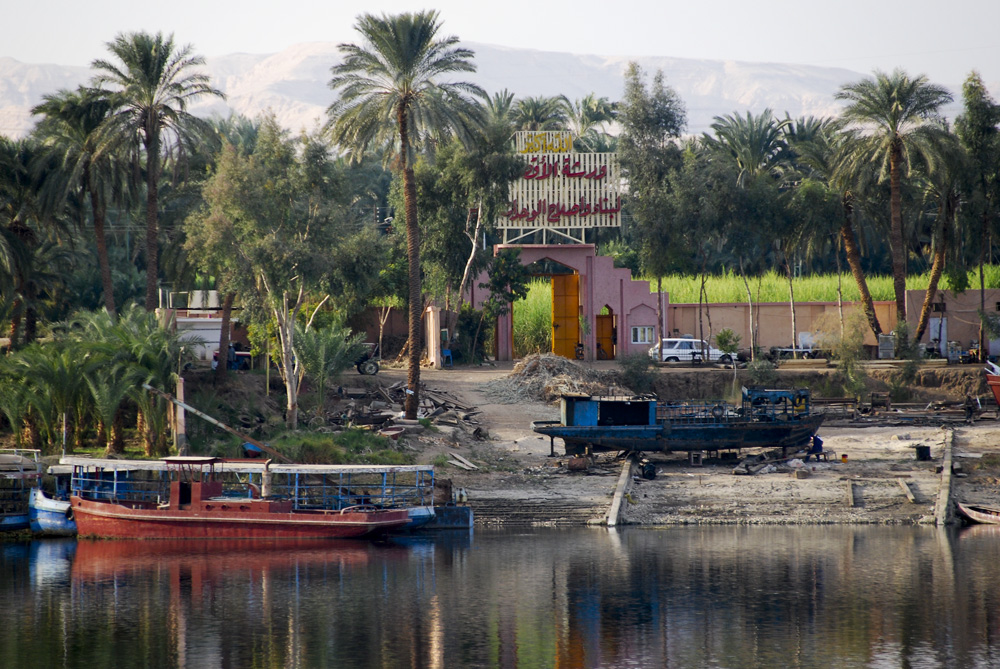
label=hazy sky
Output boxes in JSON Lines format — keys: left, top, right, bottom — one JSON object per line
{"left": 6, "top": 0, "right": 999, "bottom": 88}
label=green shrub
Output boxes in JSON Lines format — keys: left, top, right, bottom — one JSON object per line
{"left": 746, "top": 357, "right": 778, "bottom": 387}
{"left": 815, "top": 311, "right": 869, "bottom": 400}
{"left": 268, "top": 429, "right": 414, "bottom": 465}
{"left": 618, "top": 353, "right": 657, "bottom": 394}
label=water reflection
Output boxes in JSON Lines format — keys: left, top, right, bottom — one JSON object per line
{"left": 4, "top": 526, "right": 1000, "bottom": 667}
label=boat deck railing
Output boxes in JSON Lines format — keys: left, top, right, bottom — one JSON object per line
{"left": 657, "top": 402, "right": 733, "bottom": 424}
{"left": 67, "top": 460, "right": 435, "bottom": 511}
{"left": 72, "top": 470, "right": 169, "bottom": 505}
{"left": 266, "top": 469, "right": 435, "bottom": 511}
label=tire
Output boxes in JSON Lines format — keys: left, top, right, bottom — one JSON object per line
{"left": 665, "top": 356, "right": 679, "bottom": 363}
{"left": 719, "top": 354, "right": 733, "bottom": 365}
{"left": 360, "top": 360, "right": 379, "bottom": 375}
{"left": 711, "top": 404, "right": 725, "bottom": 419}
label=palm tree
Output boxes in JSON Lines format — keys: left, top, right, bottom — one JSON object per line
{"left": 32, "top": 86, "right": 130, "bottom": 317}
{"left": 564, "top": 93, "right": 617, "bottom": 151}
{"left": 512, "top": 95, "right": 567, "bottom": 131}
{"left": 703, "top": 109, "right": 790, "bottom": 187}
{"left": 793, "top": 120, "right": 887, "bottom": 337}
{"left": 327, "top": 11, "right": 484, "bottom": 419}
{"left": 836, "top": 69, "right": 953, "bottom": 325}
{"left": 912, "top": 135, "right": 968, "bottom": 343}
{"left": 91, "top": 31, "right": 224, "bottom": 311}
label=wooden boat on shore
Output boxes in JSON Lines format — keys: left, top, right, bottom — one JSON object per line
{"left": 532, "top": 386, "right": 823, "bottom": 455}
{"left": 956, "top": 502, "right": 1000, "bottom": 525}
{"left": 69, "top": 456, "right": 410, "bottom": 540}
{"left": 985, "top": 362, "right": 1000, "bottom": 407}
{"left": 0, "top": 450, "right": 41, "bottom": 531}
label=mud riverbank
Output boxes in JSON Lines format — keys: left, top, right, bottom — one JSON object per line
{"left": 378, "top": 361, "right": 1000, "bottom": 527}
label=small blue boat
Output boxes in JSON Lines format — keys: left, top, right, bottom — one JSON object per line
{"left": 532, "top": 386, "right": 824, "bottom": 455}
{"left": 29, "top": 465, "right": 76, "bottom": 536}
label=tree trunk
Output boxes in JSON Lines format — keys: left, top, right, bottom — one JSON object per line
{"left": 276, "top": 290, "right": 299, "bottom": 430}
{"left": 786, "top": 259, "right": 798, "bottom": 358}
{"left": 107, "top": 407, "right": 125, "bottom": 456}
{"left": 400, "top": 105, "right": 422, "bottom": 420}
{"left": 214, "top": 292, "right": 236, "bottom": 385}
{"left": 979, "top": 211, "right": 989, "bottom": 362}
{"left": 840, "top": 194, "right": 882, "bottom": 336}
{"left": 739, "top": 260, "right": 756, "bottom": 361}
{"left": 914, "top": 193, "right": 954, "bottom": 342}
{"left": 452, "top": 204, "right": 483, "bottom": 344}
{"left": 656, "top": 276, "right": 663, "bottom": 345}
{"left": 144, "top": 128, "right": 160, "bottom": 311}
{"left": 889, "top": 140, "right": 907, "bottom": 323}
{"left": 835, "top": 247, "right": 845, "bottom": 337}
{"left": 90, "top": 186, "right": 116, "bottom": 318}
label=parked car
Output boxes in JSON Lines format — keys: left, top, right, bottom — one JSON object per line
{"left": 647, "top": 337, "right": 732, "bottom": 364}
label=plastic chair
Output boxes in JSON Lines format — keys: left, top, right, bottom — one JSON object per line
{"left": 441, "top": 349, "right": 453, "bottom": 368}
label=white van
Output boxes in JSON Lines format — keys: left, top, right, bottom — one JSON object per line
{"left": 647, "top": 337, "right": 732, "bottom": 364}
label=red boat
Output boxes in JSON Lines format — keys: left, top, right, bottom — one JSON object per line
{"left": 70, "top": 456, "right": 409, "bottom": 540}
{"left": 986, "top": 362, "right": 1000, "bottom": 407}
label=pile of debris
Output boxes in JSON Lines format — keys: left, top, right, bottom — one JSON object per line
{"left": 481, "top": 353, "right": 626, "bottom": 404}
{"left": 335, "top": 381, "right": 485, "bottom": 439}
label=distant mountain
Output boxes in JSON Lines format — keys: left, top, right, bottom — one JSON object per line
{"left": 0, "top": 43, "right": 974, "bottom": 140}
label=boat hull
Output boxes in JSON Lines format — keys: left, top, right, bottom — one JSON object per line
{"left": 29, "top": 488, "right": 76, "bottom": 535}
{"left": 0, "top": 513, "right": 30, "bottom": 531}
{"left": 957, "top": 502, "right": 1000, "bottom": 525}
{"left": 532, "top": 415, "right": 825, "bottom": 454}
{"left": 71, "top": 496, "right": 409, "bottom": 540}
{"left": 987, "top": 372, "right": 1000, "bottom": 407}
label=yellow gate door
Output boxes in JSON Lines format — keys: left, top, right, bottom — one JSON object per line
{"left": 551, "top": 274, "right": 579, "bottom": 359}
{"left": 596, "top": 314, "right": 615, "bottom": 360}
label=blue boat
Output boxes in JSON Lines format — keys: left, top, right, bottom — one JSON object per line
{"left": 0, "top": 450, "right": 41, "bottom": 532}
{"left": 29, "top": 465, "right": 76, "bottom": 536}
{"left": 532, "top": 387, "right": 824, "bottom": 455}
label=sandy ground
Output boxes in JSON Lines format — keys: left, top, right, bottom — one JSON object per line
{"left": 377, "top": 362, "right": 1000, "bottom": 526}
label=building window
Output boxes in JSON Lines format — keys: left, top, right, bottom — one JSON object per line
{"left": 631, "top": 326, "right": 654, "bottom": 344}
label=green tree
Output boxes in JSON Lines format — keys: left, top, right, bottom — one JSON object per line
{"left": 955, "top": 71, "right": 1000, "bottom": 359}
{"left": 836, "top": 69, "right": 953, "bottom": 325}
{"left": 790, "top": 119, "right": 885, "bottom": 337}
{"left": 327, "top": 11, "right": 484, "bottom": 419}
{"left": 617, "top": 63, "right": 687, "bottom": 343}
{"left": 295, "top": 320, "right": 366, "bottom": 411}
{"left": 472, "top": 248, "right": 531, "bottom": 361}
{"left": 912, "top": 134, "right": 968, "bottom": 342}
{"left": 32, "top": 86, "right": 130, "bottom": 318}
{"left": 704, "top": 109, "right": 793, "bottom": 353}
{"left": 91, "top": 31, "right": 224, "bottom": 311}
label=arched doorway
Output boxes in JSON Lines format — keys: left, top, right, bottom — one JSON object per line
{"left": 595, "top": 306, "right": 616, "bottom": 360}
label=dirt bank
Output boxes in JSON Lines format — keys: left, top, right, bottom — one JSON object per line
{"left": 375, "top": 359, "right": 1000, "bottom": 527}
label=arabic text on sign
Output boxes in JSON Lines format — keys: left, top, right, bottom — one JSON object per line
{"left": 503, "top": 196, "right": 622, "bottom": 224}
{"left": 519, "top": 132, "right": 573, "bottom": 154}
{"left": 522, "top": 156, "right": 609, "bottom": 181}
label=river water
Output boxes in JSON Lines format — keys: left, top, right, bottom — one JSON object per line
{"left": 2, "top": 526, "right": 999, "bottom": 668}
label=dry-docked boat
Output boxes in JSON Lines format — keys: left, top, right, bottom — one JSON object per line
{"left": 532, "top": 386, "right": 824, "bottom": 455}
{"left": 985, "top": 362, "right": 1000, "bottom": 407}
{"left": 956, "top": 502, "right": 1000, "bottom": 525}
{"left": 69, "top": 456, "right": 411, "bottom": 540}
{"left": 0, "top": 450, "right": 41, "bottom": 531}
